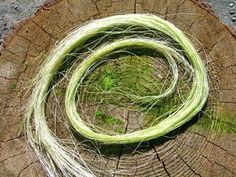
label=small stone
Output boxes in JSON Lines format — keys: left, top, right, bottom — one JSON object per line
{"left": 231, "top": 16, "right": 236, "bottom": 22}
{"left": 3, "top": 21, "right": 7, "bottom": 27}
{"left": 229, "top": 2, "right": 235, "bottom": 8}
{"left": 229, "top": 10, "right": 236, "bottom": 15}
{"left": 3, "top": 26, "right": 8, "bottom": 30}
{"left": 14, "top": 4, "right": 18, "bottom": 10}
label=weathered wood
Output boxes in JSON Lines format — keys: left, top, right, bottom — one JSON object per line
{"left": 0, "top": 0, "right": 236, "bottom": 176}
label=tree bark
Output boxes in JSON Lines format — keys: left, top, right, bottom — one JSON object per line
{"left": 0, "top": 0, "right": 236, "bottom": 176}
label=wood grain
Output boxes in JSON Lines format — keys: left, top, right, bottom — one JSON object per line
{"left": 0, "top": 0, "right": 235, "bottom": 176}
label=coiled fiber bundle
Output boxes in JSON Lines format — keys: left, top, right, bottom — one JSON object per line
{"left": 21, "top": 14, "right": 209, "bottom": 177}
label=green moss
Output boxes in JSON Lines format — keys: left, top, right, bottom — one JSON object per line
{"left": 95, "top": 110, "right": 103, "bottom": 119}
{"left": 100, "top": 67, "right": 117, "bottom": 90}
{"left": 9, "top": 81, "right": 17, "bottom": 90}
{"left": 190, "top": 108, "right": 236, "bottom": 134}
{"left": 116, "top": 127, "right": 124, "bottom": 134}
{"left": 102, "top": 76, "right": 116, "bottom": 90}
{"left": 95, "top": 110, "right": 124, "bottom": 125}
{"left": 143, "top": 96, "right": 184, "bottom": 128}
{"left": 212, "top": 110, "right": 236, "bottom": 134}
{"left": 80, "top": 55, "right": 186, "bottom": 132}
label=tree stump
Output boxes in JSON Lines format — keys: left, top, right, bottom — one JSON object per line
{"left": 0, "top": 0, "right": 236, "bottom": 176}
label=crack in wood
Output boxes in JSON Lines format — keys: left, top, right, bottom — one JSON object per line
{"left": 134, "top": 117, "right": 172, "bottom": 177}
{"left": 0, "top": 151, "right": 27, "bottom": 163}
{"left": 197, "top": 149, "right": 236, "bottom": 176}
{"left": 16, "top": 160, "right": 38, "bottom": 177}
{"left": 1, "top": 0, "right": 236, "bottom": 176}
{"left": 112, "top": 111, "right": 129, "bottom": 177}
{"left": 176, "top": 152, "right": 202, "bottom": 177}
{"left": 153, "top": 147, "right": 171, "bottom": 177}
{"left": 194, "top": 132, "right": 236, "bottom": 158}
{"left": 31, "top": 20, "right": 57, "bottom": 40}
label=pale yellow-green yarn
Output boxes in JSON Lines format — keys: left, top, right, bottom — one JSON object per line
{"left": 21, "top": 14, "right": 209, "bottom": 177}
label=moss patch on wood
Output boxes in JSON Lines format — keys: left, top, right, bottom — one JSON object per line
{"left": 9, "top": 81, "right": 17, "bottom": 90}
{"left": 190, "top": 108, "right": 236, "bottom": 134}
{"left": 95, "top": 110, "right": 124, "bottom": 125}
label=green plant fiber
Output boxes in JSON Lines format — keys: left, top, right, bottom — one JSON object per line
{"left": 19, "top": 14, "right": 209, "bottom": 177}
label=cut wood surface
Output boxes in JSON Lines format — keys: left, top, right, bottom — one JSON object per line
{"left": 0, "top": 0, "right": 236, "bottom": 176}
